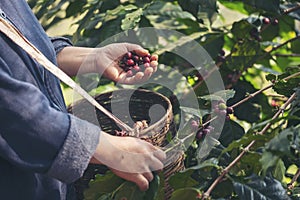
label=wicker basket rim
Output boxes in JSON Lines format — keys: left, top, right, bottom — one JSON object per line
{"left": 69, "top": 88, "right": 173, "bottom": 136}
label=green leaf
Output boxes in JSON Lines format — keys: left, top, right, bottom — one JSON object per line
{"left": 121, "top": 8, "right": 143, "bottom": 30}
{"left": 233, "top": 175, "right": 290, "bottom": 200}
{"left": 180, "top": 106, "right": 206, "bottom": 119}
{"left": 219, "top": 0, "right": 249, "bottom": 14}
{"left": 113, "top": 181, "right": 145, "bottom": 200}
{"left": 260, "top": 151, "right": 280, "bottom": 176}
{"left": 168, "top": 169, "right": 198, "bottom": 190}
{"left": 178, "top": 0, "right": 201, "bottom": 18}
{"left": 244, "top": 0, "right": 280, "bottom": 14}
{"left": 219, "top": 120, "right": 245, "bottom": 147}
{"left": 273, "top": 159, "right": 286, "bottom": 182}
{"left": 265, "top": 74, "right": 277, "bottom": 82}
{"left": 197, "top": 0, "right": 218, "bottom": 26}
{"left": 224, "top": 134, "right": 268, "bottom": 153}
{"left": 227, "top": 39, "right": 262, "bottom": 71}
{"left": 84, "top": 172, "right": 125, "bottom": 200}
{"left": 200, "top": 89, "right": 235, "bottom": 102}
{"left": 231, "top": 20, "right": 255, "bottom": 40}
{"left": 260, "top": 126, "right": 300, "bottom": 174}
{"left": 199, "top": 33, "right": 225, "bottom": 58}
{"left": 267, "top": 125, "right": 300, "bottom": 152}
{"left": 228, "top": 80, "right": 267, "bottom": 123}
{"left": 169, "top": 188, "right": 200, "bottom": 200}
{"left": 146, "top": 2, "right": 195, "bottom": 20}
{"left": 144, "top": 174, "right": 160, "bottom": 200}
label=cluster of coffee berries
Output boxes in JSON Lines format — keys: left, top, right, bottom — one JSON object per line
{"left": 262, "top": 17, "right": 278, "bottom": 25}
{"left": 119, "top": 51, "right": 153, "bottom": 77}
{"left": 196, "top": 126, "right": 214, "bottom": 140}
{"left": 213, "top": 100, "right": 234, "bottom": 120}
{"left": 190, "top": 120, "right": 214, "bottom": 140}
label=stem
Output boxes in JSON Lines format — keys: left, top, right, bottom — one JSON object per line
{"left": 283, "top": 71, "right": 300, "bottom": 81}
{"left": 282, "top": 3, "right": 300, "bottom": 15}
{"left": 274, "top": 53, "right": 300, "bottom": 57}
{"left": 231, "top": 84, "right": 274, "bottom": 108}
{"left": 201, "top": 93, "right": 297, "bottom": 199}
{"left": 231, "top": 67, "right": 300, "bottom": 109}
{"left": 270, "top": 35, "right": 300, "bottom": 53}
{"left": 288, "top": 168, "right": 300, "bottom": 190}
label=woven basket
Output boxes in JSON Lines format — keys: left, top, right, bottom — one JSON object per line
{"left": 68, "top": 89, "right": 184, "bottom": 200}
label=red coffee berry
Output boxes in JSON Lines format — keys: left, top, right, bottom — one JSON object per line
{"left": 133, "top": 55, "right": 140, "bottom": 62}
{"left": 126, "top": 51, "right": 132, "bottom": 59}
{"left": 191, "top": 120, "right": 199, "bottom": 129}
{"left": 263, "top": 17, "right": 270, "bottom": 24}
{"left": 133, "top": 65, "right": 140, "bottom": 72}
{"left": 126, "top": 59, "right": 135, "bottom": 66}
{"left": 272, "top": 18, "right": 279, "bottom": 25}
{"left": 202, "top": 128, "right": 210, "bottom": 135}
{"left": 196, "top": 131, "right": 204, "bottom": 140}
{"left": 226, "top": 107, "right": 234, "bottom": 114}
{"left": 143, "top": 56, "right": 151, "bottom": 63}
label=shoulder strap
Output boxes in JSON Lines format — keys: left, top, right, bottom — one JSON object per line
{"left": 0, "top": 16, "right": 132, "bottom": 133}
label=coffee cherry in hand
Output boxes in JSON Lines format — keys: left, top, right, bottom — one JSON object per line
{"left": 119, "top": 51, "right": 155, "bottom": 77}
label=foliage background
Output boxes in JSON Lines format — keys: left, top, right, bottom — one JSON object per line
{"left": 28, "top": 0, "right": 300, "bottom": 199}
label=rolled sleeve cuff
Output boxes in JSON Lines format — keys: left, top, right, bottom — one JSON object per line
{"left": 50, "top": 37, "right": 73, "bottom": 55}
{"left": 46, "top": 115, "right": 100, "bottom": 183}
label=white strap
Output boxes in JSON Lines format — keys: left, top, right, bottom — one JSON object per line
{"left": 0, "top": 17, "right": 133, "bottom": 133}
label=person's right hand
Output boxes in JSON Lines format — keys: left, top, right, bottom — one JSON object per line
{"left": 90, "top": 131, "right": 166, "bottom": 191}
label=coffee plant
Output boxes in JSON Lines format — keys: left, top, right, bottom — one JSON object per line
{"left": 29, "top": 0, "right": 300, "bottom": 199}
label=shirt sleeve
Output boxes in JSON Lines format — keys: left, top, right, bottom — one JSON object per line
{"left": 50, "top": 37, "right": 73, "bottom": 55}
{"left": 0, "top": 57, "right": 100, "bottom": 183}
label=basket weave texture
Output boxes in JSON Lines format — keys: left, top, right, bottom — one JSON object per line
{"left": 68, "top": 89, "right": 184, "bottom": 200}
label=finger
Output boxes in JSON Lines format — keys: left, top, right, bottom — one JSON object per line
{"left": 134, "top": 174, "right": 150, "bottom": 191}
{"left": 153, "top": 148, "right": 167, "bottom": 162}
{"left": 112, "top": 169, "right": 150, "bottom": 191}
{"left": 133, "top": 48, "right": 150, "bottom": 57}
{"left": 150, "top": 61, "right": 158, "bottom": 73}
{"left": 143, "top": 172, "right": 154, "bottom": 182}
{"left": 148, "top": 157, "right": 164, "bottom": 172}
{"left": 150, "top": 54, "right": 158, "bottom": 61}
{"left": 132, "top": 72, "right": 145, "bottom": 83}
{"left": 143, "top": 67, "right": 154, "bottom": 78}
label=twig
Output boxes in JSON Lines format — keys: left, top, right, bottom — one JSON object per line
{"left": 231, "top": 84, "right": 274, "bottom": 108}
{"left": 231, "top": 68, "right": 300, "bottom": 109}
{"left": 282, "top": 3, "right": 300, "bottom": 15}
{"left": 270, "top": 35, "right": 300, "bottom": 53}
{"left": 288, "top": 168, "right": 300, "bottom": 190}
{"left": 274, "top": 53, "right": 300, "bottom": 57}
{"left": 201, "top": 92, "right": 297, "bottom": 199}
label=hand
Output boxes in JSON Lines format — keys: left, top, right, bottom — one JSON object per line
{"left": 95, "top": 43, "right": 158, "bottom": 84}
{"left": 91, "top": 132, "right": 166, "bottom": 191}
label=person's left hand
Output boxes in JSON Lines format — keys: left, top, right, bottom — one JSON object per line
{"left": 95, "top": 43, "right": 158, "bottom": 84}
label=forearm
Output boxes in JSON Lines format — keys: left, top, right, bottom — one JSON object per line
{"left": 56, "top": 46, "right": 97, "bottom": 76}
